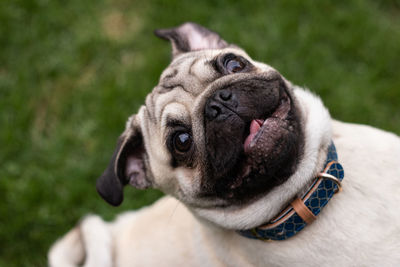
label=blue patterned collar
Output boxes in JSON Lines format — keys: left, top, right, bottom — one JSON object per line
{"left": 238, "top": 142, "right": 344, "bottom": 241}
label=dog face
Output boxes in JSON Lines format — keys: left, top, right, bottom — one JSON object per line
{"left": 96, "top": 22, "right": 306, "bottom": 225}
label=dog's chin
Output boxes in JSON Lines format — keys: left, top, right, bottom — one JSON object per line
{"left": 202, "top": 89, "right": 303, "bottom": 206}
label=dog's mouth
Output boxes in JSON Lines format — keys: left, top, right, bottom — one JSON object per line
{"left": 226, "top": 91, "right": 295, "bottom": 195}
{"left": 243, "top": 92, "right": 291, "bottom": 155}
{"left": 203, "top": 80, "right": 303, "bottom": 204}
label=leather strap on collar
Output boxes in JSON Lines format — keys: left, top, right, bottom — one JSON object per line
{"left": 291, "top": 198, "right": 316, "bottom": 224}
{"left": 238, "top": 142, "right": 344, "bottom": 241}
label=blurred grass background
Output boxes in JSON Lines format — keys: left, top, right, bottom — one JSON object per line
{"left": 1, "top": 0, "right": 399, "bottom": 265}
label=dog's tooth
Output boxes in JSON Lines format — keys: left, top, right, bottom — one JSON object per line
{"left": 244, "top": 133, "right": 257, "bottom": 153}
{"left": 242, "top": 165, "right": 251, "bottom": 177}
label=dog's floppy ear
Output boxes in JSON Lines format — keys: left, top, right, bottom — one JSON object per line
{"left": 96, "top": 116, "right": 150, "bottom": 206}
{"left": 154, "top": 22, "right": 229, "bottom": 57}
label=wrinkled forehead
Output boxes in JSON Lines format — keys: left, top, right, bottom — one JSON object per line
{"left": 144, "top": 48, "right": 248, "bottom": 123}
{"left": 159, "top": 48, "right": 250, "bottom": 89}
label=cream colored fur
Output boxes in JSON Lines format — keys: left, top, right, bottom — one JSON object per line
{"left": 48, "top": 88, "right": 400, "bottom": 266}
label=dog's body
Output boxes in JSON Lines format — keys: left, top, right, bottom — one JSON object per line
{"left": 49, "top": 23, "right": 400, "bottom": 266}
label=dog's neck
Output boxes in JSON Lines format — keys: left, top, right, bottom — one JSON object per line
{"left": 192, "top": 86, "right": 333, "bottom": 230}
{"left": 238, "top": 141, "right": 344, "bottom": 240}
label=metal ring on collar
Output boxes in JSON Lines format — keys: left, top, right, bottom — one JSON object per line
{"left": 317, "top": 173, "right": 342, "bottom": 193}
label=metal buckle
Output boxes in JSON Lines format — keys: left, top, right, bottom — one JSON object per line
{"left": 318, "top": 173, "right": 342, "bottom": 193}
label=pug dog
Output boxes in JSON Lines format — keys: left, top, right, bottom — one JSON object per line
{"left": 48, "top": 22, "right": 400, "bottom": 267}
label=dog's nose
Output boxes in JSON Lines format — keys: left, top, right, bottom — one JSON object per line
{"left": 205, "top": 100, "right": 223, "bottom": 120}
{"left": 205, "top": 89, "right": 236, "bottom": 121}
{"left": 218, "top": 89, "right": 232, "bottom": 101}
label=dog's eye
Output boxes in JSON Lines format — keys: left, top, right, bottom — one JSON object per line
{"left": 224, "top": 55, "right": 246, "bottom": 73}
{"left": 173, "top": 132, "right": 192, "bottom": 153}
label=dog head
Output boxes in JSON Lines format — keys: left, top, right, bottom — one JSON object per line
{"left": 96, "top": 22, "right": 332, "bottom": 229}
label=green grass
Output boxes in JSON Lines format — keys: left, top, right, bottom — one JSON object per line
{"left": 1, "top": 0, "right": 399, "bottom": 265}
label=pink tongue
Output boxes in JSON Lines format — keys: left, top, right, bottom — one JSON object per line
{"left": 244, "top": 119, "right": 264, "bottom": 154}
